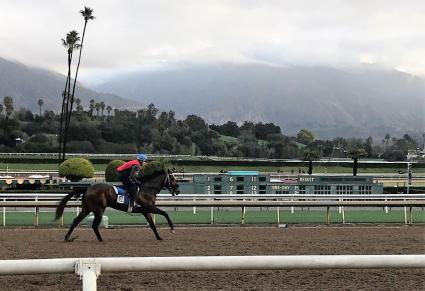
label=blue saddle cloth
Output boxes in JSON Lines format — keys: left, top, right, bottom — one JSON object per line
{"left": 113, "top": 185, "right": 130, "bottom": 206}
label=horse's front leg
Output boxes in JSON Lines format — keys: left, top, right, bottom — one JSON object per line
{"left": 142, "top": 212, "right": 162, "bottom": 240}
{"left": 139, "top": 204, "right": 175, "bottom": 233}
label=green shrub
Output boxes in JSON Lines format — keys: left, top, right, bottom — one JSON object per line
{"left": 105, "top": 160, "right": 125, "bottom": 182}
{"left": 59, "top": 158, "right": 95, "bottom": 182}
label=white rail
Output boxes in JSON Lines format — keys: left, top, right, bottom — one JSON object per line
{"left": 1, "top": 193, "right": 425, "bottom": 200}
{"left": 0, "top": 193, "right": 423, "bottom": 226}
{"left": 0, "top": 255, "right": 424, "bottom": 291}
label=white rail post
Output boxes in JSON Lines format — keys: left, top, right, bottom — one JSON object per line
{"left": 385, "top": 197, "right": 388, "bottom": 214}
{"left": 277, "top": 199, "right": 280, "bottom": 225}
{"left": 34, "top": 196, "right": 38, "bottom": 227}
{"left": 338, "top": 198, "right": 342, "bottom": 214}
{"left": 210, "top": 207, "right": 214, "bottom": 225}
{"left": 193, "top": 198, "right": 196, "bottom": 215}
{"left": 404, "top": 199, "right": 407, "bottom": 224}
{"left": 241, "top": 198, "right": 246, "bottom": 225}
{"left": 75, "top": 259, "right": 101, "bottom": 291}
{"left": 326, "top": 206, "right": 330, "bottom": 225}
{"left": 2, "top": 198, "right": 5, "bottom": 227}
{"left": 291, "top": 198, "right": 294, "bottom": 214}
{"left": 76, "top": 196, "right": 80, "bottom": 216}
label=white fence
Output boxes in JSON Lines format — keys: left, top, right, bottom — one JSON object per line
{"left": 0, "top": 193, "right": 424, "bottom": 226}
{"left": 0, "top": 255, "right": 424, "bottom": 291}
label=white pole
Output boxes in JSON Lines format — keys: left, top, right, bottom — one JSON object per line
{"left": 77, "top": 197, "right": 80, "bottom": 216}
{"left": 75, "top": 259, "right": 100, "bottom": 291}
{"left": 405, "top": 162, "right": 410, "bottom": 223}
{"left": 385, "top": 197, "right": 388, "bottom": 214}
{"left": 82, "top": 268, "right": 97, "bottom": 291}
{"left": 404, "top": 198, "right": 407, "bottom": 224}
{"left": 338, "top": 198, "right": 342, "bottom": 214}
{"left": 2, "top": 198, "right": 5, "bottom": 227}
{"left": 96, "top": 255, "right": 425, "bottom": 271}
{"left": 34, "top": 195, "right": 37, "bottom": 219}
{"left": 291, "top": 198, "right": 294, "bottom": 214}
{"left": 193, "top": 198, "right": 196, "bottom": 215}
{"left": 0, "top": 255, "right": 424, "bottom": 275}
{"left": 277, "top": 206, "right": 280, "bottom": 225}
{"left": 210, "top": 207, "right": 214, "bottom": 224}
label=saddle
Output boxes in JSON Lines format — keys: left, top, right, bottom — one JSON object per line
{"left": 113, "top": 185, "right": 139, "bottom": 212}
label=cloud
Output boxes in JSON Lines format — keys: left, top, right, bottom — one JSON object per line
{"left": 0, "top": 0, "right": 424, "bottom": 81}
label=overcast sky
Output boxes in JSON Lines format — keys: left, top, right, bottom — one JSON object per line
{"left": 1, "top": 0, "right": 424, "bottom": 84}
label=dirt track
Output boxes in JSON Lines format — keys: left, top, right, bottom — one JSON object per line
{"left": 0, "top": 226, "right": 424, "bottom": 290}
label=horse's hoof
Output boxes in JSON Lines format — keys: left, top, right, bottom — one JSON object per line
{"left": 157, "top": 237, "right": 163, "bottom": 241}
{"left": 170, "top": 229, "right": 176, "bottom": 234}
{"left": 64, "top": 236, "right": 77, "bottom": 242}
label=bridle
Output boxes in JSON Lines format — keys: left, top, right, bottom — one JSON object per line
{"left": 138, "top": 172, "right": 178, "bottom": 195}
{"left": 162, "top": 173, "right": 178, "bottom": 195}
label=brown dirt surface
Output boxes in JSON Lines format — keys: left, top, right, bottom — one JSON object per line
{"left": 0, "top": 226, "right": 424, "bottom": 290}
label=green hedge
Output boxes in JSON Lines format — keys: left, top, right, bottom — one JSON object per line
{"left": 59, "top": 158, "right": 95, "bottom": 182}
{"left": 105, "top": 160, "right": 125, "bottom": 182}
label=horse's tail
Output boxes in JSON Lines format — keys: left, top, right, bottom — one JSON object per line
{"left": 55, "top": 187, "right": 86, "bottom": 220}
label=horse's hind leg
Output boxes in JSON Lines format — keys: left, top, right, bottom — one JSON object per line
{"left": 92, "top": 209, "right": 105, "bottom": 242}
{"left": 143, "top": 213, "right": 162, "bottom": 240}
{"left": 64, "top": 207, "right": 90, "bottom": 242}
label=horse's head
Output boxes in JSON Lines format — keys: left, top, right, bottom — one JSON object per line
{"left": 164, "top": 169, "right": 180, "bottom": 196}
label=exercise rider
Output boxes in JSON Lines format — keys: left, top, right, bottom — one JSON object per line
{"left": 116, "top": 153, "right": 148, "bottom": 212}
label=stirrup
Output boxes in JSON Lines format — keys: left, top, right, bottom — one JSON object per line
{"left": 127, "top": 202, "right": 134, "bottom": 213}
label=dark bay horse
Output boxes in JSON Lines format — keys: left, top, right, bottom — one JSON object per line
{"left": 55, "top": 169, "right": 180, "bottom": 242}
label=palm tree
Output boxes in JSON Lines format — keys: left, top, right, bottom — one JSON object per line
{"left": 349, "top": 148, "right": 366, "bottom": 176}
{"left": 89, "top": 99, "right": 95, "bottom": 117}
{"left": 95, "top": 102, "right": 101, "bottom": 117}
{"left": 75, "top": 98, "right": 83, "bottom": 112}
{"left": 384, "top": 133, "right": 390, "bottom": 150}
{"left": 3, "top": 96, "right": 13, "bottom": 134}
{"left": 66, "top": 7, "right": 95, "bottom": 143}
{"left": 100, "top": 101, "right": 105, "bottom": 118}
{"left": 303, "top": 150, "right": 320, "bottom": 175}
{"left": 106, "top": 105, "right": 112, "bottom": 116}
{"left": 3, "top": 96, "right": 14, "bottom": 120}
{"left": 59, "top": 30, "right": 81, "bottom": 162}
{"left": 37, "top": 99, "right": 44, "bottom": 117}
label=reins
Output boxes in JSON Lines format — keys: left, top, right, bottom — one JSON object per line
{"left": 138, "top": 173, "right": 174, "bottom": 194}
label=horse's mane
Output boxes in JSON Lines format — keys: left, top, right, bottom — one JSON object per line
{"left": 140, "top": 169, "right": 166, "bottom": 181}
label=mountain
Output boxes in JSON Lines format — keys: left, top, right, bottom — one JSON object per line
{"left": 96, "top": 63, "right": 425, "bottom": 139}
{"left": 0, "top": 57, "right": 139, "bottom": 112}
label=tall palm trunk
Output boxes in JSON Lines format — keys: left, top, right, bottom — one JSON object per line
{"left": 308, "top": 160, "right": 313, "bottom": 175}
{"left": 62, "top": 50, "right": 73, "bottom": 161}
{"left": 58, "top": 54, "right": 71, "bottom": 163}
{"left": 353, "top": 158, "right": 358, "bottom": 176}
{"left": 64, "top": 20, "right": 88, "bottom": 157}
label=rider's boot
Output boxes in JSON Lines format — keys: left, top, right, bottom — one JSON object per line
{"left": 128, "top": 190, "right": 135, "bottom": 213}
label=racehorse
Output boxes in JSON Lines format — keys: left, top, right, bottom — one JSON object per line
{"left": 55, "top": 169, "right": 180, "bottom": 242}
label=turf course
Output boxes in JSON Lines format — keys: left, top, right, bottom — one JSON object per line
{"left": 2, "top": 208, "right": 424, "bottom": 227}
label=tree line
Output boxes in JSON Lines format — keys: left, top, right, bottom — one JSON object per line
{"left": 0, "top": 95, "right": 421, "bottom": 163}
